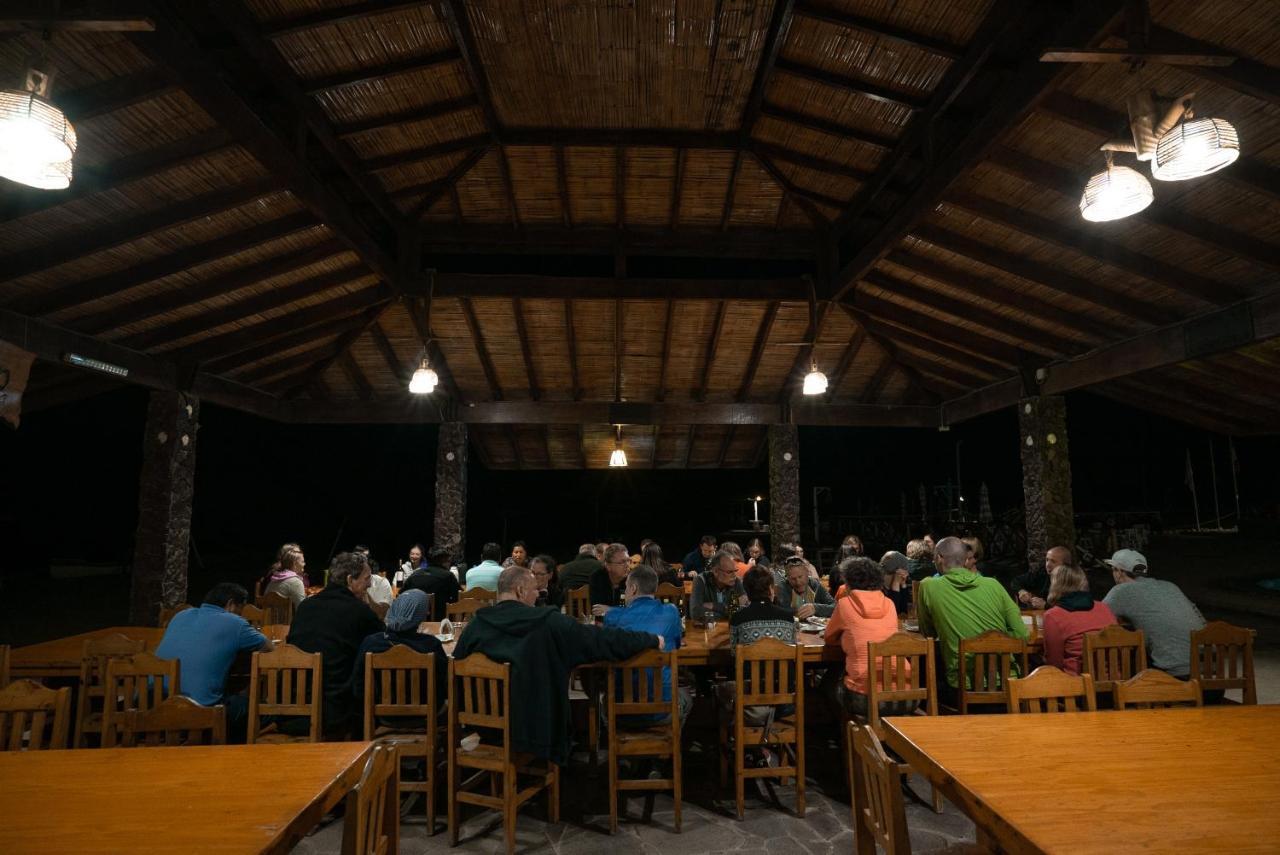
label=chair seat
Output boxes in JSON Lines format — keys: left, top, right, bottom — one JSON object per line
{"left": 615, "top": 726, "right": 676, "bottom": 756}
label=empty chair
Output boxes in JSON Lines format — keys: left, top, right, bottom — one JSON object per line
{"left": 247, "top": 644, "right": 322, "bottom": 743}
{"left": 654, "top": 582, "right": 687, "bottom": 614}
{"left": 448, "top": 654, "right": 558, "bottom": 855}
{"left": 0, "top": 680, "right": 71, "bottom": 751}
{"left": 1190, "top": 621, "right": 1257, "bottom": 705}
{"left": 342, "top": 744, "right": 399, "bottom": 855}
{"left": 565, "top": 585, "right": 591, "bottom": 622}
{"left": 256, "top": 591, "right": 294, "bottom": 626}
{"left": 157, "top": 604, "right": 192, "bottom": 629}
{"left": 460, "top": 587, "right": 496, "bottom": 602}
{"left": 1007, "top": 665, "right": 1097, "bottom": 713}
{"left": 239, "top": 603, "right": 267, "bottom": 629}
{"left": 121, "top": 695, "right": 227, "bottom": 746}
{"left": 362, "top": 646, "right": 441, "bottom": 833}
{"left": 446, "top": 598, "right": 489, "bottom": 624}
{"left": 957, "top": 630, "right": 1027, "bottom": 713}
{"left": 1114, "top": 669, "right": 1203, "bottom": 710}
{"left": 102, "top": 652, "right": 182, "bottom": 747}
{"left": 864, "top": 632, "right": 941, "bottom": 813}
{"left": 1082, "top": 625, "right": 1147, "bottom": 704}
{"left": 606, "top": 648, "right": 683, "bottom": 834}
{"left": 74, "top": 633, "right": 145, "bottom": 747}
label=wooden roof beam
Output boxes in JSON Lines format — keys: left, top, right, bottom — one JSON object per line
{"left": 332, "top": 95, "right": 477, "bottom": 137}
{"left": 302, "top": 50, "right": 461, "bottom": 95}
{"left": 720, "top": 150, "right": 742, "bottom": 231}
{"left": 555, "top": 146, "right": 572, "bottom": 227}
{"left": 337, "top": 350, "right": 373, "bottom": 400}
{"left": 564, "top": 300, "right": 581, "bottom": 400}
{"left": 850, "top": 299, "right": 1018, "bottom": 373}
{"left": 459, "top": 297, "right": 503, "bottom": 400}
{"left": 1147, "top": 26, "right": 1280, "bottom": 109}
{"left": 440, "top": 1, "right": 502, "bottom": 133}
{"left": 656, "top": 299, "right": 673, "bottom": 403}
{"left": 57, "top": 68, "right": 176, "bottom": 121}
{"left": 739, "top": 0, "right": 796, "bottom": 138}
{"left": 367, "top": 320, "right": 407, "bottom": 386}
{"left": 758, "top": 102, "right": 896, "bottom": 150}
{"left": 511, "top": 297, "right": 540, "bottom": 400}
{"left": 773, "top": 58, "right": 928, "bottom": 111}
{"left": 716, "top": 425, "right": 736, "bottom": 469}
{"left": 363, "top": 134, "right": 490, "bottom": 172}
{"left": 209, "top": 315, "right": 370, "bottom": 375}
{"left": 859, "top": 350, "right": 895, "bottom": 404}
{"left": 280, "top": 308, "right": 389, "bottom": 398}
{"left": 237, "top": 340, "right": 343, "bottom": 386}
{"left": 738, "top": 301, "right": 779, "bottom": 401}
{"left": 748, "top": 149, "right": 830, "bottom": 227}
{"left": 261, "top": 1, "right": 420, "bottom": 37}
{"left": 793, "top": 1, "right": 964, "bottom": 60}
{"left": 697, "top": 301, "right": 728, "bottom": 402}
{"left": 824, "top": 327, "right": 865, "bottom": 401}
{"left": 669, "top": 148, "right": 685, "bottom": 229}
{"left": 499, "top": 146, "right": 519, "bottom": 227}
{"left": 407, "top": 145, "right": 491, "bottom": 220}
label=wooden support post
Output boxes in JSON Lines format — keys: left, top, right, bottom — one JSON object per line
{"left": 129, "top": 391, "right": 199, "bottom": 625}
{"left": 1018, "top": 396, "right": 1075, "bottom": 575}
{"left": 768, "top": 423, "right": 800, "bottom": 560}
{"left": 434, "top": 422, "right": 468, "bottom": 567}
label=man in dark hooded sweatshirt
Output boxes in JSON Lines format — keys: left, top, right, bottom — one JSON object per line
{"left": 452, "top": 564, "right": 663, "bottom": 766}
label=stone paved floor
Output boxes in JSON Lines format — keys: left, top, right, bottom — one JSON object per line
{"left": 291, "top": 729, "right": 978, "bottom": 854}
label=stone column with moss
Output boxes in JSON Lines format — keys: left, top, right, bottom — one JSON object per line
{"left": 434, "top": 422, "right": 468, "bottom": 566}
{"left": 1019, "top": 396, "right": 1075, "bottom": 573}
{"left": 768, "top": 423, "right": 800, "bottom": 560}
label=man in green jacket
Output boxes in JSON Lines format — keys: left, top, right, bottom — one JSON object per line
{"left": 453, "top": 564, "right": 662, "bottom": 766}
{"left": 918, "top": 537, "right": 1028, "bottom": 705}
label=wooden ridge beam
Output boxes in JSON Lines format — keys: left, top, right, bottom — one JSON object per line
{"left": 758, "top": 102, "right": 896, "bottom": 150}
{"left": 459, "top": 297, "right": 503, "bottom": 400}
{"left": 302, "top": 50, "right": 461, "bottom": 95}
{"left": 793, "top": 1, "right": 964, "bottom": 60}
{"left": 773, "top": 58, "right": 928, "bottom": 111}
{"left": 740, "top": 0, "right": 796, "bottom": 138}
{"left": 262, "top": 0, "right": 422, "bottom": 37}
{"left": 738, "top": 301, "right": 779, "bottom": 401}
{"left": 333, "top": 95, "right": 478, "bottom": 137}
{"left": 512, "top": 297, "right": 540, "bottom": 400}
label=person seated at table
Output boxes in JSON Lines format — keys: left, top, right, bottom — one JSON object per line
{"left": 1042, "top": 564, "right": 1116, "bottom": 675}
{"left": 918, "top": 537, "right": 1028, "bottom": 707}
{"left": 681, "top": 534, "right": 718, "bottom": 578}
{"left": 559, "top": 543, "right": 604, "bottom": 593}
{"left": 262, "top": 544, "right": 306, "bottom": 606}
{"left": 823, "top": 557, "right": 916, "bottom": 719}
{"left": 287, "top": 552, "right": 384, "bottom": 740}
{"left": 1011, "top": 545, "right": 1070, "bottom": 609}
{"left": 155, "top": 582, "right": 272, "bottom": 743}
{"left": 639, "top": 541, "right": 678, "bottom": 586}
{"left": 403, "top": 546, "right": 461, "bottom": 620}
{"left": 465, "top": 542, "right": 504, "bottom": 591}
{"left": 453, "top": 565, "right": 662, "bottom": 766}
{"left": 589, "top": 543, "right": 630, "bottom": 616}
{"left": 690, "top": 550, "right": 748, "bottom": 620}
{"left": 530, "top": 553, "right": 563, "bottom": 608}
{"left": 962, "top": 537, "right": 985, "bottom": 575}
{"left": 776, "top": 556, "right": 834, "bottom": 619}
{"left": 603, "top": 565, "right": 690, "bottom": 725}
{"left": 350, "top": 590, "right": 447, "bottom": 715}
{"left": 720, "top": 541, "right": 752, "bottom": 578}
{"left": 778, "top": 540, "right": 819, "bottom": 582}
{"left": 1102, "top": 549, "right": 1205, "bottom": 681}
{"left": 905, "top": 538, "right": 934, "bottom": 582}
{"left": 595, "top": 542, "right": 609, "bottom": 561}
{"left": 355, "top": 545, "right": 392, "bottom": 617}
{"left": 392, "top": 543, "right": 426, "bottom": 590}
{"left": 879, "top": 551, "right": 912, "bottom": 615}
{"left": 745, "top": 537, "right": 769, "bottom": 569}
{"left": 502, "top": 541, "right": 530, "bottom": 569}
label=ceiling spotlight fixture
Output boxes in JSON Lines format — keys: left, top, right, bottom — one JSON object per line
{"left": 409, "top": 356, "right": 437, "bottom": 394}
{"left": 609, "top": 425, "right": 627, "bottom": 468}
{"left": 1080, "top": 151, "right": 1153, "bottom": 222}
{"left": 1153, "top": 100, "right": 1239, "bottom": 181}
{"left": 802, "top": 358, "right": 828, "bottom": 395}
{"left": 0, "top": 61, "right": 76, "bottom": 190}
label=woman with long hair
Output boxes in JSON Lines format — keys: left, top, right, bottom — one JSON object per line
{"left": 640, "top": 541, "right": 677, "bottom": 585}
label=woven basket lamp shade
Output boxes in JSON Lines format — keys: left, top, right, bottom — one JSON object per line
{"left": 1080, "top": 155, "right": 1153, "bottom": 222}
{"left": 1152, "top": 117, "right": 1239, "bottom": 181}
{"left": 0, "top": 88, "right": 76, "bottom": 189}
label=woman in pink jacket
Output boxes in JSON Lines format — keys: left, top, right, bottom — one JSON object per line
{"left": 1041, "top": 563, "right": 1116, "bottom": 675}
{"left": 824, "top": 557, "right": 915, "bottom": 718}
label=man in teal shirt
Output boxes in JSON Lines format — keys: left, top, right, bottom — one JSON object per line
{"left": 918, "top": 537, "right": 1028, "bottom": 705}
{"left": 465, "top": 542, "right": 504, "bottom": 591}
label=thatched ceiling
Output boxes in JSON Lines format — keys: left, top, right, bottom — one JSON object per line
{"left": 4, "top": 0, "right": 1279, "bottom": 468}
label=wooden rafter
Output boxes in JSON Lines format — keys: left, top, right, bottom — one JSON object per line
{"left": 363, "top": 134, "right": 489, "bottom": 172}
{"left": 368, "top": 320, "right": 407, "bottom": 386}
{"left": 739, "top": 0, "right": 796, "bottom": 138}
{"left": 280, "top": 308, "right": 388, "bottom": 398}
{"left": 853, "top": 307, "right": 1014, "bottom": 375}
{"left": 555, "top": 146, "right": 571, "bottom": 227}
{"left": 564, "top": 299, "right": 581, "bottom": 401}
{"left": 338, "top": 350, "right": 373, "bottom": 400}
{"left": 669, "top": 148, "right": 685, "bottom": 229}
{"left": 1147, "top": 26, "right": 1280, "bottom": 108}
{"left": 615, "top": 146, "right": 626, "bottom": 229}
{"left": 441, "top": 1, "right": 502, "bottom": 132}
{"left": 211, "top": 316, "right": 367, "bottom": 376}
{"left": 57, "top": 68, "right": 175, "bottom": 121}
{"left": 498, "top": 146, "right": 519, "bottom": 227}
{"left": 793, "top": 1, "right": 964, "bottom": 60}
{"left": 720, "top": 150, "right": 742, "bottom": 231}
{"left": 748, "top": 148, "right": 829, "bottom": 227}
{"left": 697, "top": 302, "right": 727, "bottom": 402}
{"left": 262, "top": 0, "right": 421, "bottom": 37}
{"left": 754, "top": 141, "right": 874, "bottom": 184}
{"left": 859, "top": 352, "right": 896, "bottom": 404}
{"left": 773, "top": 58, "right": 927, "bottom": 111}
{"left": 758, "top": 102, "right": 895, "bottom": 150}
{"left": 656, "top": 299, "right": 674, "bottom": 403}
{"left": 717, "top": 425, "right": 736, "bottom": 468}
{"left": 459, "top": 297, "right": 503, "bottom": 400}
{"left": 738, "top": 301, "right": 779, "bottom": 401}
{"left": 824, "top": 327, "right": 865, "bottom": 400}
{"left": 408, "top": 145, "right": 491, "bottom": 220}
{"left": 511, "top": 297, "right": 540, "bottom": 400}
{"left": 333, "top": 95, "right": 477, "bottom": 137}
{"left": 257, "top": 345, "right": 341, "bottom": 389}
{"left": 302, "top": 50, "right": 460, "bottom": 96}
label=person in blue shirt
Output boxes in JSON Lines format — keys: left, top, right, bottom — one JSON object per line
{"left": 603, "top": 564, "right": 691, "bottom": 725}
{"left": 154, "top": 582, "right": 271, "bottom": 742}
{"left": 465, "top": 542, "right": 504, "bottom": 591}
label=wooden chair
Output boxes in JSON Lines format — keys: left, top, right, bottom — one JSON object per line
{"left": 864, "top": 633, "right": 941, "bottom": 813}
{"left": 720, "top": 636, "right": 805, "bottom": 821}
{"left": 0, "top": 644, "right": 8, "bottom": 688}
{"left": 606, "top": 648, "right": 682, "bottom": 834}
{"left": 157, "top": 603, "right": 192, "bottom": 629}
{"left": 102, "top": 652, "right": 181, "bottom": 747}
{"left": 1082, "top": 625, "right": 1147, "bottom": 704}
{"left": 248, "top": 644, "right": 322, "bottom": 743}
{"left": 1114, "top": 669, "right": 1203, "bottom": 710}
{"left": 257, "top": 591, "right": 294, "bottom": 626}
{"left": 74, "top": 633, "right": 146, "bottom": 747}
{"left": 565, "top": 585, "right": 591, "bottom": 621}
{"left": 363, "top": 646, "right": 441, "bottom": 833}
{"left": 654, "top": 582, "right": 687, "bottom": 614}
{"left": 0, "top": 679, "right": 71, "bottom": 751}
{"left": 121, "top": 695, "right": 227, "bottom": 746}
{"left": 446, "top": 597, "right": 489, "bottom": 624}
{"left": 1007, "top": 665, "right": 1097, "bottom": 713}
{"left": 448, "top": 653, "right": 558, "bottom": 855}
{"left": 956, "top": 630, "right": 1027, "bottom": 713}
{"left": 460, "top": 586, "right": 496, "bottom": 602}
{"left": 1191, "top": 621, "right": 1257, "bottom": 705}
{"left": 342, "top": 744, "right": 399, "bottom": 855}
{"left": 239, "top": 603, "right": 267, "bottom": 628}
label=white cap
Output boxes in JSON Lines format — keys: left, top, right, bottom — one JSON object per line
{"left": 1105, "top": 549, "right": 1148, "bottom": 576}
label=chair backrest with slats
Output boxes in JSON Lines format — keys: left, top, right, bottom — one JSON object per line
{"left": 0, "top": 644, "right": 8, "bottom": 689}
{"left": 239, "top": 603, "right": 267, "bottom": 628}
{"left": 103, "top": 652, "right": 181, "bottom": 747}
{"left": 460, "top": 587, "right": 496, "bottom": 602}
{"left": 1114, "top": 669, "right": 1203, "bottom": 710}
{"left": 958, "top": 630, "right": 1026, "bottom": 711}
{"left": 342, "top": 744, "right": 397, "bottom": 855}
{"left": 157, "top": 604, "right": 192, "bottom": 629}
{"left": 565, "top": 585, "right": 591, "bottom": 621}
{"left": 607, "top": 648, "right": 678, "bottom": 719}
{"left": 362, "top": 645, "right": 436, "bottom": 738}
{"left": 1082, "top": 625, "right": 1147, "bottom": 697}
{"left": 0, "top": 680, "right": 71, "bottom": 751}
{"left": 654, "top": 583, "right": 687, "bottom": 614}
{"left": 257, "top": 592, "right": 294, "bottom": 626}
{"left": 1191, "top": 621, "right": 1256, "bottom": 704}
{"left": 248, "top": 644, "right": 322, "bottom": 743}
{"left": 76, "top": 634, "right": 147, "bottom": 746}
{"left": 1007, "top": 665, "right": 1097, "bottom": 713}
{"left": 851, "top": 723, "right": 909, "bottom": 855}
{"left": 450, "top": 654, "right": 510, "bottom": 746}
{"left": 866, "top": 632, "right": 936, "bottom": 733}
{"left": 735, "top": 636, "right": 803, "bottom": 707}
{"left": 445, "top": 598, "right": 489, "bottom": 624}
{"left": 122, "top": 695, "right": 227, "bottom": 746}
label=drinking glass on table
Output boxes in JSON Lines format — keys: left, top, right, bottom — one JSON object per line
{"left": 704, "top": 604, "right": 717, "bottom": 633}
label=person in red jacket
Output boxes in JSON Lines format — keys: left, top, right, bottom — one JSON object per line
{"left": 823, "top": 557, "right": 915, "bottom": 718}
{"left": 1041, "top": 563, "right": 1117, "bottom": 675}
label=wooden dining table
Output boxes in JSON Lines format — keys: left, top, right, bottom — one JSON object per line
{"left": 0, "top": 742, "right": 380, "bottom": 854}
{"left": 879, "top": 705, "right": 1280, "bottom": 854}
{"left": 9, "top": 626, "right": 165, "bottom": 680}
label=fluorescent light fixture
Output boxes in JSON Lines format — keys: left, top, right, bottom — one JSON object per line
{"left": 64, "top": 352, "right": 127, "bottom": 377}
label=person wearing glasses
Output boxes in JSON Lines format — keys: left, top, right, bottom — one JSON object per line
{"left": 589, "top": 542, "right": 631, "bottom": 616}
{"left": 530, "top": 553, "right": 563, "bottom": 608}
{"left": 689, "top": 550, "right": 748, "bottom": 620}
{"left": 776, "top": 556, "right": 835, "bottom": 619}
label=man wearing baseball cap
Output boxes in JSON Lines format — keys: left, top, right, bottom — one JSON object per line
{"left": 1101, "top": 549, "right": 1206, "bottom": 679}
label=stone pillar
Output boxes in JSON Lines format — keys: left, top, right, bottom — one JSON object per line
{"left": 1019, "top": 396, "right": 1075, "bottom": 572}
{"left": 433, "top": 422, "right": 468, "bottom": 566}
{"left": 768, "top": 423, "right": 800, "bottom": 560}
{"left": 129, "top": 391, "right": 199, "bottom": 625}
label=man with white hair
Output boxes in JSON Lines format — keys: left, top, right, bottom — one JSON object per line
{"left": 1102, "top": 549, "right": 1205, "bottom": 679}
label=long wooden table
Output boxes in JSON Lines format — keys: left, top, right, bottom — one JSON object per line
{"left": 880, "top": 706, "right": 1280, "bottom": 854}
{"left": 0, "top": 742, "right": 379, "bottom": 854}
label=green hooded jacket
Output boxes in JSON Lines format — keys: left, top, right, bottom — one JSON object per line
{"left": 918, "top": 568, "right": 1028, "bottom": 689}
{"left": 452, "top": 600, "right": 657, "bottom": 765}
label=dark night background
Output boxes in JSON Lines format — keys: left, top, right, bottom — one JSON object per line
{"left": 4, "top": 385, "right": 1278, "bottom": 609}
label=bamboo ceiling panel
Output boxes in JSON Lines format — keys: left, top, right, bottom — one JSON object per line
{"left": 754, "top": 114, "right": 886, "bottom": 178}
{"left": 431, "top": 297, "right": 490, "bottom": 400}
{"left": 520, "top": 298, "right": 575, "bottom": 402}
{"left": 661, "top": 300, "right": 719, "bottom": 400}
{"left": 623, "top": 148, "right": 677, "bottom": 226}
{"left": 815, "top": 0, "right": 995, "bottom": 46}
{"left": 468, "top": 297, "right": 530, "bottom": 398}
{"left": 783, "top": 13, "right": 952, "bottom": 98}
{"left": 380, "top": 149, "right": 474, "bottom": 196}
{"left": 750, "top": 301, "right": 813, "bottom": 398}
{"left": 568, "top": 299, "right": 618, "bottom": 400}
{"left": 703, "top": 300, "right": 767, "bottom": 399}
{"left": 453, "top": 150, "right": 511, "bottom": 223}
{"left": 619, "top": 299, "right": 668, "bottom": 402}
{"left": 675, "top": 149, "right": 737, "bottom": 226}
{"left": 506, "top": 147, "right": 564, "bottom": 225}
{"left": 763, "top": 74, "right": 911, "bottom": 143}
{"left": 727, "top": 155, "right": 784, "bottom": 226}
{"left": 564, "top": 146, "right": 617, "bottom": 225}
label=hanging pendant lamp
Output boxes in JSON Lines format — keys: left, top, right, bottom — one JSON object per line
{"left": 802, "top": 357, "right": 828, "bottom": 395}
{"left": 1080, "top": 151, "right": 1153, "bottom": 222}
{"left": 0, "top": 67, "right": 76, "bottom": 190}
{"left": 609, "top": 425, "right": 628, "bottom": 468}
{"left": 1152, "top": 105, "right": 1239, "bottom": 181}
